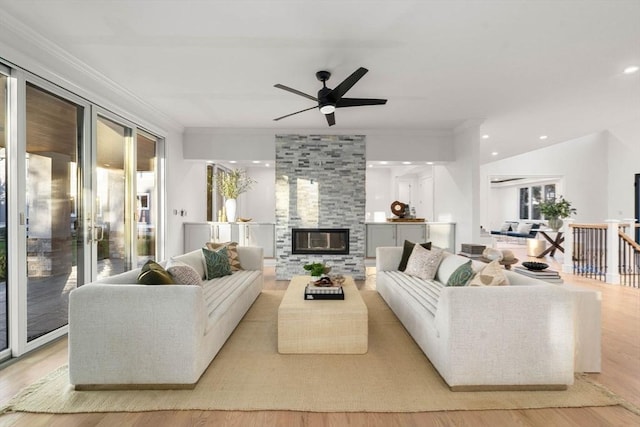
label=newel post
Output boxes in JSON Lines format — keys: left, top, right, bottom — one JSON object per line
{"left": 605, "top": 219, "right": 620, "bottom": 284}
{"left": 562, "top": 218, "right": 574, "bottom": 274}
{"left": 623, "top": 218, "right": 637, "bottom": 240}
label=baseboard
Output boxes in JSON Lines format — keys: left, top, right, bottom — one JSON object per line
{"left": 450, "top": 384, "right": 568, "bottom": 392}
{"left": 74, "top": 382, "right": 197, "bottom": 391}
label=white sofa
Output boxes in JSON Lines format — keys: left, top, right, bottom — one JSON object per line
{"left": 376, "top": 246, "right": 577, "bottom": 390}
{"left": 68, "top": 246, "right": 263, "bottom": 389}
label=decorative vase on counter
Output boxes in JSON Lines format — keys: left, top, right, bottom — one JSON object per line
{"left": 548, "top": 217, "right": 563, "bottom": 232}
{"left": 225, "top": 198, "right": 237, "bottom": 223}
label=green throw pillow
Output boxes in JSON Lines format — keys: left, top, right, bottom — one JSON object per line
{"left": 202, "top": 247, "right": 232, "bottom": 279}
{"left": 446, "top": 260, "right": 475, "bottom": 287}
{"left": 398, "top": 240, "right": 432, "bottom": 271}
{"left": 137, "top": 260, "right": 175, "bottom": 285}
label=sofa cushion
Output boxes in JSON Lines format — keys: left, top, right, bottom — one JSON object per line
{"left": 446, "top": 260, "right": 475, "bottom": 287}
{"left": 516, "top": 223, "right": 533, "bottom": 235}
{"left": 469, "top": 260, "right": 510, "bottom": 286}
{"left": 137, "top": 260, "right": 175, "bottom": 285}
{"left": 174, "top": 250, "right": 207, "bottom": 280}
{"left": 202, "top": 247, "right": 232, "bottom": 279}
{"left": 404, "top": 245, "right": 443, "bottom": 281}
{"left": 206, "top": 241, "right": 243, "bottom": 271}
{"left": 166, "top": 258, "right": 202, "bottom": 286}
{"left": 398, "top": 240, "right": 432, "bottom": 271}
{"left": 435, "top": 252, "right": 471, "bottom": 284}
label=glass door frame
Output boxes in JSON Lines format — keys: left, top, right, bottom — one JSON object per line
{"left": 9, "top": 70, "right": 92, "bottom": 357}
{"left": 0, "top": 63, "right": 11, "bottom": 361}
{"left": 90, "top": 106, "right": 166, "bottom": 281}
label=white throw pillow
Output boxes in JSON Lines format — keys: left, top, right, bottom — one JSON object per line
{"left": 516, "top": 223, "right": 533, "bottom": 234}
{"left": 404, "top": 245, "right": 444, "bottom": 281}
{"left": 468, "top": 260, "right": 510, "bottom": 286}
{"left": 166, "top": 258, "right": 203, "bottom": 286}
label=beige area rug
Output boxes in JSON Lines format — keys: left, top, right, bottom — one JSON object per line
{"left": 2, "top": 291, "right": 625, "bottom": 414}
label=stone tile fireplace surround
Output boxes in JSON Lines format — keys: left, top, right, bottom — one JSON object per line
{"left": 275, "top": 135, "right": 366, "bottom": 280}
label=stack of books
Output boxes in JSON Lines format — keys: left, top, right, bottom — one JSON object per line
{"left": 459, "top": 244, "right": 486, "bottom": 259}
{"left": 304, "top": 284, "right": 345, "bottom": 300}
{"left": 514, "top": 266, "right": 564, "bottom": 284}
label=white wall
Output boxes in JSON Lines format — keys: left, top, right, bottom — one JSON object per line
{"left": 433, "top": 121, "right": 483, "bottom": 250}
{"left": 183, "top": 128, "right": 455, "bottom": 163}
{"left": 238, "top": 167, "right": 276, "bottom": 223}
{"left": 365, "top": 168, "right": 393, "bottom": 220}
{"left": 606, "top": 120, "right": 640, "bottom": 219}
{"left": 480, "top": 132, "right": 609, "bottom": 227}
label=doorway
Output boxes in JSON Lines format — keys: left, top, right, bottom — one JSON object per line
{"left": 635, "top": 174, "right": 639, "bottom": 243}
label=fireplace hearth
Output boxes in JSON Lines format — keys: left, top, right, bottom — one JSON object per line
{"left": 292, "top": 228, "right": 349, "bottom": 255}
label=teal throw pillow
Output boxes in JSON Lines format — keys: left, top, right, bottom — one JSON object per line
{"left": 137, "top": 260, "right": 175, "bottom": 285}
{"left": 202, "top": 247, "right": 232, "bottom": 279}
{"left": 446, "top": 260, "right": 475, "bottom": 287}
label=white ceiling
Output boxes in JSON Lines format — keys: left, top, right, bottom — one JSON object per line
{"left": 1, "top": 0, "right": 639, "bottom": 163}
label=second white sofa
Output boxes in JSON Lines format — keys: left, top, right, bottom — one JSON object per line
{"left": 376, "top": 246, "right": 577, "bottom": 390}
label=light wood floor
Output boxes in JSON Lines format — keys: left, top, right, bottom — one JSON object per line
{"left": 0, "top": 245, "right": 638, "bottom": 427}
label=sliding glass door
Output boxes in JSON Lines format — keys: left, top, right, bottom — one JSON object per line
{"left": 0, "top": 70, "right": 8, "bottom": 353}
{"left": 24, "top": 83, "right": 87, "bottom": 343}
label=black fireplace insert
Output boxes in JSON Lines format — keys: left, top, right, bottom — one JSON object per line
{"left": 291, "top": 228, "right": 349, "bottom": 255}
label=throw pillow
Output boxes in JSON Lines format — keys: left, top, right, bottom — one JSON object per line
{"left": 516, "top": 223, "right": 533, "bottom": 235}
{"left": 404, "top": 245, "right": 444, "bottom": 281}
{"left": 468, "top": 260, "right": 510, "bottom": 286}
{"left": 500, "top": 222, "right": 512, "bottom": 232}
{"left": 446, "top": 260, "right": 475, "bottom": 287}
{"left": 202, "top": 247, "right": 232, "bottom": 279}
{"left": 166, "top": 258, "right": 202, "bottom": 286}
{"left": 205, "top": 241, "right": 243, "bottom": 271}
{"left": 398, "top": 240, "right": 432, "bottom": 271}
{"left": 137, "top": 260, "right": 175, "bottom": 285}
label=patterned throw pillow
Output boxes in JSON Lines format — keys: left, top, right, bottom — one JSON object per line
{"left": 201, "top": 247, "right": 232, "bottom": 279}
{"left": 137, "top": 260, "right": 175, "bottom": 285}
{"left": 205, "top": 241, "right": 243, "bottom": 271}
{"left": 398, "top": 240, "right": 432, "bottom": 271}
{"left": 446, "top": 260, "right": 475, "bottom": 287}
{"left": 469, "top": 260, "right": 510, "bottom": 286}
{"left": 166, "top": 258, "right": 202, "bottom": 286}
{"left": 404, "top": 245, "right": 444, "bottom": 281}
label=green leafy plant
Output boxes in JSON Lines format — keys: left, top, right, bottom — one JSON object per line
{"left": 215, "top": 168, "right": 256, "bottom": 199}
{"left": 539, "top": 196, "right": 576, "bottom": 219}
{"left": 303, "top": 262, "right": 327, "bottom": 277}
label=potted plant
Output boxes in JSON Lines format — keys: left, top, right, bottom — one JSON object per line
{"left": 539, "top": 196, "right": 576, "bottom": 231}
{"left": 215, "top": 168, "right": 256, "bottom": 222}
{"left": 303, "top": 262, "right": 331, "bottom": 278}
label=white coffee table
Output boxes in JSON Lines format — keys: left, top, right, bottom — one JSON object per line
{"left": 277, "top": 275, "right": 368, "bottom": 354}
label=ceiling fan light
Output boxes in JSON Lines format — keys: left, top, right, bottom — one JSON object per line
{"left": 320, "top": 104, "right": 335, "bottom": 115}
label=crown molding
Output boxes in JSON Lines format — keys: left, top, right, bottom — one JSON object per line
{"left": 0, "top": 9, "right": 183, "bottom": 134}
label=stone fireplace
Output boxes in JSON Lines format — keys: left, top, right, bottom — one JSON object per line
{"left": 275, "top": 134, "right": 366, "bottom": 279}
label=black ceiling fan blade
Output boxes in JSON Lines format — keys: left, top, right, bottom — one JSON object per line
{"left": 336, "top": 98, "right": 387, "bottom": 108}
{"left": 274, "top": 84, "right": 318, "bottom": 101}
{"left": 325, "top": 112, "right": 336, "bottom": 126}
{"left": 327, "top": 67, "right": 368, "bottom": 102}
{"left": 273, "top": 106, "right": 318, "bottom": 121}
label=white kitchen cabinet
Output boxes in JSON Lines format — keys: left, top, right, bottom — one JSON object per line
{"left": 365, "top": 222, "right": 455, "bottom": 257}
{"left": 183, "top": 222, "right": 240, "bottom": 253}
{"left": 238, "top": 223, "right": 275, "bottom": 257}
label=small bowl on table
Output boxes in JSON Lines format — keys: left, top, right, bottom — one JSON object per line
{"left": 522, "top": 261, "right": 549, "bottom": 271}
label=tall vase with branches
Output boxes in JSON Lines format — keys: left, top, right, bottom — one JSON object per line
{"left": 215, "top": 169, "right": 256, "bottom": 222}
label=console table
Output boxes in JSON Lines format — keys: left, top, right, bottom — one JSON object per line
{"left": 536, "top": 231, "right": 564, "bottom": 258}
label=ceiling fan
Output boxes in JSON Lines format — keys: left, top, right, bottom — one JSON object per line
{"left": 273, "top": 67, "right": 387, "bottom": 126}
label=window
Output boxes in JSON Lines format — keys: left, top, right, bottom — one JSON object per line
{"left": 519, "top": 184, "right": 556, "bottom": 220}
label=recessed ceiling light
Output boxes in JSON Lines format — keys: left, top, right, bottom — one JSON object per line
{"left": 265, "top": 163, "right": 270, "bottom": 167}
{"left": 252, "top": 160, "right": 261, "bottom": 164}
{"left": 481, "top": 134, "right": 490, "bottom": 139}
{"left": 539, "top": 135, "right": 548, "bottom": 140}
{"left": 368, "top": 164, "right": 373, "bottom": 168}
{"left": 380, "top": 161, "right": 388, "bottom": 165}
{"left": 402, "top": 161, "right": 412, "bottom": 165}
{"left": 229, "top": 160, "right": 237, "bottom": 164}
{"left": 491, "top": 152, "right": 498, "bottom": 156}
{"left": 426, "top": 162, "right": 434, "bottom": 165}
{"left": 623, "top": 65, "right": 639, "bottom": 74}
